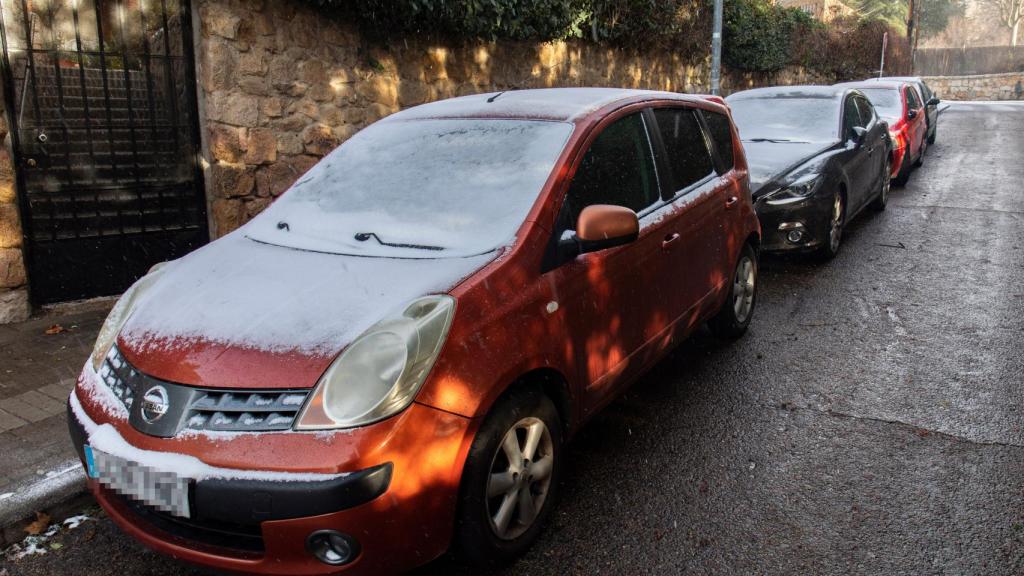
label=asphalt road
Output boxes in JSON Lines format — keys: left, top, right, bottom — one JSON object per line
{"left": 3, "top": 101, "right": 1023, "bottom": 575}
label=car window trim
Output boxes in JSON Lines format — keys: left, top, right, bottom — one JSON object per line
{"left": 694, "top": 109, "right": 732, "bottom": 177}
{"left": 645, "top": 106, "right": 718, "bottom": 200}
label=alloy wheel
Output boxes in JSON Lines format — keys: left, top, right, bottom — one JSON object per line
{"left": 732, "top": 255, "right": 756, "bottom": 324}
{"left": 486, "top": 417, "right": 554, "bottom": 540}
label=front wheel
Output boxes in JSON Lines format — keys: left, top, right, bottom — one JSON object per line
{"left": 455, "top": 387, "right": 562, "bottom": 568}
{"left": 816, "top": 192, "right": 845, "bottom": 260}
{"left": 709, "top": 243, "right": 758, "bottom": 340}
{"left": 927, "top": 124, "right": 937, "bottom": 145}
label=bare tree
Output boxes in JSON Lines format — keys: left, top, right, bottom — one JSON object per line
{"left": 982, "top": 0, "right": 1024, "bottom": 45}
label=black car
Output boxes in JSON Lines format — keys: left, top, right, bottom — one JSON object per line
{"left": 863, "top": 76, "right": 940, "bottom": 144}
{"left": 726, "top": 86, "right": 891, "bottom": 259}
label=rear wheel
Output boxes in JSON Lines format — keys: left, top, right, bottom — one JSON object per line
{"left": 709, "top": 243, "right": 757, "bottom": 340}
{"left": 816, "top": 192, "right": 845, "bottom": 260}
{"left": 914, "top": 138, "right": 926, "bottom": 167}
{"left": 456, "top": 387, "right": 562, "bottom": 568}
{"left": 870, "top": 158, "right": 891, "bottom": 212}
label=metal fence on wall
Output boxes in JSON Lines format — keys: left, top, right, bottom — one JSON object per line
{"left": 915, "top": 46, "right": 1024, "bottom": 76}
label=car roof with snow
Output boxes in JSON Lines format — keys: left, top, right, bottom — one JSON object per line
{"left": 385, "top": 88, "right": 709, "bottom": 123}
{"left": 726, "top": 85, "right": 847, "bottom": 100}
{"left": 835, "top": 80, "right": 910, "bottom": 91}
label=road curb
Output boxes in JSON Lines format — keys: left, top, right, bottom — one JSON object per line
{"left": 0, "top": 459, "right": 87, "bottom": 547}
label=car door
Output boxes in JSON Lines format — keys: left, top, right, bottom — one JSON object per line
{"left": 904, "top": 86, "right": 926, "bottom": 155}
{"left": 854, "top": 94, "right": 888, "bottom": 194}
{"left": 841, "top": 95, "right": 872, "bottom": 211}
{"left": 647, "top": 106, "right": 727, "bottom": 331}
{"left": 545, "top": 110, "right": 671, "bottom": 418}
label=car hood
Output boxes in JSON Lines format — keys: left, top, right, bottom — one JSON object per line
{"left": 743, "top": 140, "right": 838, "bottom": 195}
{"left": 117, "top": 233, "right": 495, "bottom": 389}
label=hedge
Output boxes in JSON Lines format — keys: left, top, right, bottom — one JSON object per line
{"left": 303, "top": 0, "right": 906, "bottom": 78}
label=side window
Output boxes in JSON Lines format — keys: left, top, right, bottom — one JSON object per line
{"left": 905, "top": 87, "right": 921, "bottom": 110}
{"left": 564, "top": 112, "right": 660, "bottom": 227}
{"left": 843, "top": 97, "right": 863, "bottom": 133}
{"left": 854, "top": 96, "right": 875, "bottom": 126}
{"left": 701, "top": 111, "right": 735, "bottom": 173}
{"left": 653, "top": 108, "right": 715, "bottom": 193}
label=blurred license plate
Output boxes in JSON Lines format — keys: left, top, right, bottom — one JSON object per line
{"left": 84, "top": 445, "right": 191, "bottom": 518}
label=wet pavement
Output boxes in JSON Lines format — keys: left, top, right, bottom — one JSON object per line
{"left": 3, "top": 101, "right": 1023, "bottom": 575}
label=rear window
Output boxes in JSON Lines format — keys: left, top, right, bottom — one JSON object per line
{"left": 858, "top": 88, "right": 903, "bottom": 120}
{"left": 653, "top": 108, "right": 715, "bottom": 192}
{"left": 701, "top": 111, "right": 735, "bottom": 172}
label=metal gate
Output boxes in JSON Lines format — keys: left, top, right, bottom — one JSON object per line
{"left": 0, "top": 0, "right": 206, "bottom": 304}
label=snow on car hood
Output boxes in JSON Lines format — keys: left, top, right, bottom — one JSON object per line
{"left": 743, "top": 140, "right": 837, "bottom": 194}
{"left": 117, "top": 233, "right": 494, "bottom": 387}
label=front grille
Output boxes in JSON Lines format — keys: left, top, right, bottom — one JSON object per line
{"left": 99, "top": 346, "right": 310, "bottom": 436}
{"left": 185, "top": 390, "right": 310, "bottom": 432}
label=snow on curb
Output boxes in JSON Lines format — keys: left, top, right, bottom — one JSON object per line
{"left": 0, "top": 460, "right": 86, "bottom": 533}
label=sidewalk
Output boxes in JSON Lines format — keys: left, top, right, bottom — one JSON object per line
{"left": 0, "top": 303, "right": 110, "bottom": 530}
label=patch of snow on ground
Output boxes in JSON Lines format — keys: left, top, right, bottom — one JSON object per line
{"left": 2, "top": 514, "right": 95, "bottom": 562}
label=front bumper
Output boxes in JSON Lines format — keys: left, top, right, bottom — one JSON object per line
{"left": 754, "top": 194, "right": 832, "bottom": 253}
{"left": 68, "top": 366, "right": 473, "bottom": 575}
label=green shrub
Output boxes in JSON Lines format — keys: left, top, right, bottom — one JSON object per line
{"left": 723, "top": 0, "right": 821, "bottom": 72}
{"left": 307, "top": 0, "right": 584, "bottom": 40}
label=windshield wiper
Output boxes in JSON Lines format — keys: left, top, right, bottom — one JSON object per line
{"left": 354, "top": 232, "right": 444, "bottom": 251}
{"left": 745, "top": 138, "right": 811, "bottom": 144}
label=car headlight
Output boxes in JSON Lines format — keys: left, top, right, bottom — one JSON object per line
{"left": 763, "top": 173, "right": 823, "bottom": 206}
{"left": 89, "top": 263, "right": 169, "bottom": 371}
{"left": 294, "top": 295, "right": 455, "bottom": 430}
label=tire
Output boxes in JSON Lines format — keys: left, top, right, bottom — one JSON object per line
{"left": 816, "top": 191, "right": 845, "bottom": 261}
{"left": 913, "top": 139, "right": 926, "bottom": 167}
{"left": 893, "top": 154, "right": 911, "bottom": 186}
{"left": 870, "top": 158, "right": 891, "bottom": 212}
{"left": 927, "top": 124, "right": 936, "bottom": 145}
{"left": 455, "top": 386, "right": 562, "bottom": 568}
{"left": 709, "top": 243, "right": 758, "bottom": 340}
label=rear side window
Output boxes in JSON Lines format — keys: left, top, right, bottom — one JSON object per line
{"left": 854, "top": 96, "right": 875, "bottom": 126}
{"left": 843, "top": 97, "right": 864, "bottom": 132}
{"left": 905, "top": 87, "right": 921, "bottom": 110}
{"left": 701, "top": 111, "right": 735, "bottom": 172}
{"left": 653, "top": 108, "right": 715, "bottom": 193}
{"left": 564, "top": 112, "right": 660, "bottom": 226}
{"left": 918, "top": 81, "right": 933, "bottom": 102}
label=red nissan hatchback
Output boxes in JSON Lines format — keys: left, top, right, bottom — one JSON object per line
{"left": 67, "top": 88, "right": 760, "bottom": 574}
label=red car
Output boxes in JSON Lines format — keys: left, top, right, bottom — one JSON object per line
{"left": 67, "top": 88, "right": 760, "bottom": 574}
{"left": 837, "top": 81, "right": 929, "bottom": 185}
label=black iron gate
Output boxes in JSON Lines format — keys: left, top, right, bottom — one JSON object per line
{"left": 0, "top": 0, "right": 206, "bottom": 304}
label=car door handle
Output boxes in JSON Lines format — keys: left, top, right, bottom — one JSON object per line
{"left": 725, "top": 196, "right": 739, "bottom": 209}
{"left": 662, "top": 233, "right": 680, "bottom": 250}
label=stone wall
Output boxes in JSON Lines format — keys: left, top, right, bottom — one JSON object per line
{"left": 0, "top": 89, "right": 28, "bottom": 323}
{"left": 193, "top": 0, "right": 829, "bottom": 237}
{"left": 0, "top": 0, "right": 835, "bottom": 322}
{"left": 923, "top": 72, "right": 1024, "bottom": 101}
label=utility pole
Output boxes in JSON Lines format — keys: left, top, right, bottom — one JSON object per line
{"left": 711, "top": 0, "right": 724, "bottom": 95}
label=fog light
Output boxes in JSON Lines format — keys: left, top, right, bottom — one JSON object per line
{"left": 307, "top": 530, "right": 360, "bottom": 566}
{"left": 786, "top": 229, "right": 804, "bottom": 243}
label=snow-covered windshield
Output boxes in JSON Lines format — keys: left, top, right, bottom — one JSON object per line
{"left": 728, "top": 97, "right": 839, "bottom": 143}
{"left": 245, "top": 118, "right": 574, "bottom": 258}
